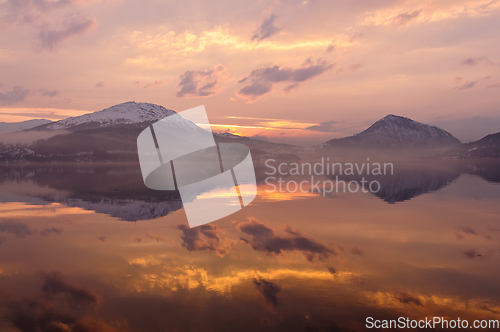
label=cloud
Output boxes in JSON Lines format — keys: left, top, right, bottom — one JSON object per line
{"left": 462, "top": 57, "right": 481, "bottom": 65}
{"left": 284, "top": 225, "right": 301, "bottom": 236}
{"left": 41, "top": 227, "right": 62, "bottom": 236}
{"left": 176, "top": 224, "right": 228, "bottom": 256}
{"left": 457, "top": 80, "right": 477, "bottom": 90}
{"left": 145, "top": 232, "right": 171, "bottom": 244}
{"left": 39, "top": 89, "right": 60, "bottom": 97}
{"left": 41, "top": 272, "right": 100, "bottom": 306}
{"left": 456, "top": 226, "right": 477, "bottom": 235}
{"left": 123, "top": 27, "right": 338, "bottom": 67}
{"left": 0, "top": 0, "right": 72, "bottom": 24}
{"left": 305, "top": 120, "right": 343, "bottom": 132}
{"left": 176, "top": 65, "right": 226, "bottom": 98}
{"left": 0, "top": 222, "right": 33, "bottom": 238}
{"left": 36, "top": 16, "right": 96, "bottom": 51}
{"left": 396, "top": 293, "right": 423, "bottom": 306}
{"left": 237, "top": 58, "right": 333, "bottom": 101}
{"left": 360, "top": 2, "right": 498, "bottom": 27}
{"left": 350, "top": 63, "right": 362, "bottom": 71}
{"left": 349, "top": 32, "right": 364, "bottom": 42}
{"left": 144, "top": 79, "right": 170, "bottom": 89}
{"left": 253, "top": 277, "right": 281, "bottom": 307}
{"left": 252, "top": 14, "right": 280, "bottom": 41}
{"left": 392, "top": 9, "right": 422, "bottom": 25}
{"left": 464, "top": 249, "right": 481, "bottom": 259}
{"left": 453, "top": 75, "right": 491, "bottom": 90}
{"left": 351, "top": 246, "right": 364, "bottom": 256}
{"left": 1, "top": 0, "right": 96, "bottom": 51}
{"left": 0, "top": 111, "right": 69, "bottom": 120}
{"left": 461, "top": 57, "right": 497, "bottom": 66}
{"left": 238, "top": 218, "right": 335, "bottom": 261}
{"left": 0, "top": 86, "right": 31, "bottom": 105}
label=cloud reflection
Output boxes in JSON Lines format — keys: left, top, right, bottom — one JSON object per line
{"left": 238, "top": 217, "right": 335, "bottom": 261}
{"left": 176, "top": 224, "right": 229, "bottom": 256}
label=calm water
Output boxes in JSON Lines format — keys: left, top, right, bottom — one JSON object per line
{"left": 0, "top": 160, "right": 499, "bottom": 331}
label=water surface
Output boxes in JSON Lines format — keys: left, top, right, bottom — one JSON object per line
{"left": 0, "top": 160, "right": 499, "bottom": 331}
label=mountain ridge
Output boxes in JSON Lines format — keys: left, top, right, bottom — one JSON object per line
{"left": 34, "top": 102, "right": 177, "bottom": 131}
{"left": 439, "top": 132, "right": 500, "bottom": 158}
{"left": 0, "top": 119, "right": 52, "bottom": 132}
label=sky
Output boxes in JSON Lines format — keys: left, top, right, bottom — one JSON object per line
{"left": 0, "top": 0, "right": 499, "bottom": 145}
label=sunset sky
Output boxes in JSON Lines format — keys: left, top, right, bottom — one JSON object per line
{"left": 0, "top": 0, "right": 499, "bottom": 145}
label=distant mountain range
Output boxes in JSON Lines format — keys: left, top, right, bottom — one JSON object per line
{"left": 0, "top": 103, "right": 499, "bottom": 162}
{"left": 0, "top": 119, "right": 52, "bottom": 132}
{"left": 324, "top": 114, "right": 461, "bottom": 148}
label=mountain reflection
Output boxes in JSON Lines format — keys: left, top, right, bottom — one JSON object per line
{"left": 0, "top": 164, "right": 182, "bottom": 221}
{"left": 1, "top": 159, "right": 500, "bottom": 221}
{"left": 345, "top": 161, "right": 462, "bottom": 203}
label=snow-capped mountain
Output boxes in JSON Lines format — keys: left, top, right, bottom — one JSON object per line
{"left": 0, "top": 102, "right": 297, "bottom": 162}
{"left": 36, "top": 102, "right": 178, "bottom": 131}
{"left": 324, "top": 114, "right": 461, "bottom": 148}
{"left": 0, "top": 119, "right": 52, "bottom": 132}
